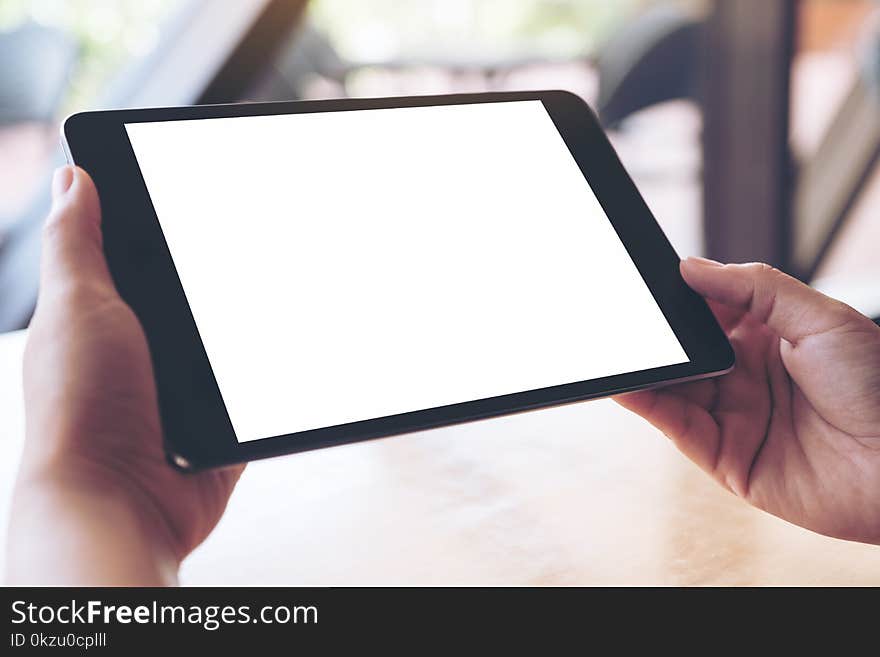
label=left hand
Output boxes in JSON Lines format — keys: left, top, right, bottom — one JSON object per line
{"left": 8, "top": 166, "right": 243, "bottom": 584}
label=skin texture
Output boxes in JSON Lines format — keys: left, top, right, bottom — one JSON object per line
{"left": 7, "top": 166, "right": 880, "bottom": 585}
{"left": 7, "top": 167, "right": 242, "bottom": 585}
{"left": 615, "top": 257, "right": 880, "bottom": 545}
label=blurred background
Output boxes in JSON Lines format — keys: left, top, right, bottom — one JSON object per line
{"left": 1, "top": 0, "right": 879, "bottom": 332}
{"left": 5, "top": 0, "right": 880, "bottom": 586}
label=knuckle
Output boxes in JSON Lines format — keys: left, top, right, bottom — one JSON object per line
{"left": 46, "top": 278, "right": 115, "bottom": 311}
{"left": 747, "top": 262, "right": 777, "bottom": 277}
{"left": 40, "top": 214, "right": 66, "bottom": 243}
{"left": 41, "top": 205, "right": 101, "bottom": 246}
{"left": 747, "top": 263, "right": 787, "bottom": 291}
{"left": 832, "top": 298, "right": 870, "bottom": 325}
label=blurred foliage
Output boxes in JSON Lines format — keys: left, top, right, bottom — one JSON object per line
{"left": 310, "top": 0, "right": 646, "bottom": 62}
{"left": 0, "top": 0, "right": 657, "bottom": 113}
{"left": 0, "top": 0, "right": 177, "bottom": 112}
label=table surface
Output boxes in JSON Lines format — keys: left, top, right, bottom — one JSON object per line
{"left": 1, "top": 328, "right": 878, "bottom": 585}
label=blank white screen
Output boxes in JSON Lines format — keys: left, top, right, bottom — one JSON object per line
{"left": 126, "top": 100, "right": 688, "bottom": 442}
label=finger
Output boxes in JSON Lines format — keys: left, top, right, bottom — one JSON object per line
{"left": 644, "top": 378, "right": 718, "bottom": 410}
{"left": 222, "top": 464, "right": 246, "bottom": 488}
{"left": 706, "top": 299, "right": 745, "bottom": 334}
{"left": 680, "top": 257, "right": 858, "bottom": 345}
{"left": 40, "top": 166, "right": 113, "bottom": 294}
{"left": 614, "top": 389, "right": 720, "bottom": 473}
{"left": 674, "top": 378, "right": 718, "bottom": 409}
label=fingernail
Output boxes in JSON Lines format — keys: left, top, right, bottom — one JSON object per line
{"left": 51, "top": 166, "right": 74, "bottom": 200}
{"left": 685, "top": 256, "right": 723, "bottom": 267}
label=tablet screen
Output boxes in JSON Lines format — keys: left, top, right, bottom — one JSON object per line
{"left": 125, "top": 100, "right": 688, "bottom": 443}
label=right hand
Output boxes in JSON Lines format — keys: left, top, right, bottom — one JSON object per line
{"left": 615, "top": 257, "right": 880, "bottom": 545}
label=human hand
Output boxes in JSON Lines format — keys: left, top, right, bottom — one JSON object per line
{"left": 615, "top": 257, "right": 880, "bottom": 545}
{"left": 8, "top": 166, "right": 243, "bottom": 584}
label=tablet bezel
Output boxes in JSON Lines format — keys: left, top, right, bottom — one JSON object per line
{"left": 62, "top": 90, "right": 734, "bottom": 470}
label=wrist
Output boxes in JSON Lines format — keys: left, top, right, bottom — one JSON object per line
{"left": 8, "top": 462, "right": 181, "bottom": 585}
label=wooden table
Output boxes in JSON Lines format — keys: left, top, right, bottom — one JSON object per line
{"left": 0, "top": 329, "right": 877, "bottom": 585}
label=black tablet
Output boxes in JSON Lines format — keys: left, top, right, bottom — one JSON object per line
{"left": 62, "top": 90, "right": 733, "bottom": 470}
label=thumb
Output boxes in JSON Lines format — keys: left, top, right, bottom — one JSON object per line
{"left": 40, "top": 166, "right": 113, "bottom": 294}
{"left": 680, "top": 257, "right": 864, "bottom": 345}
